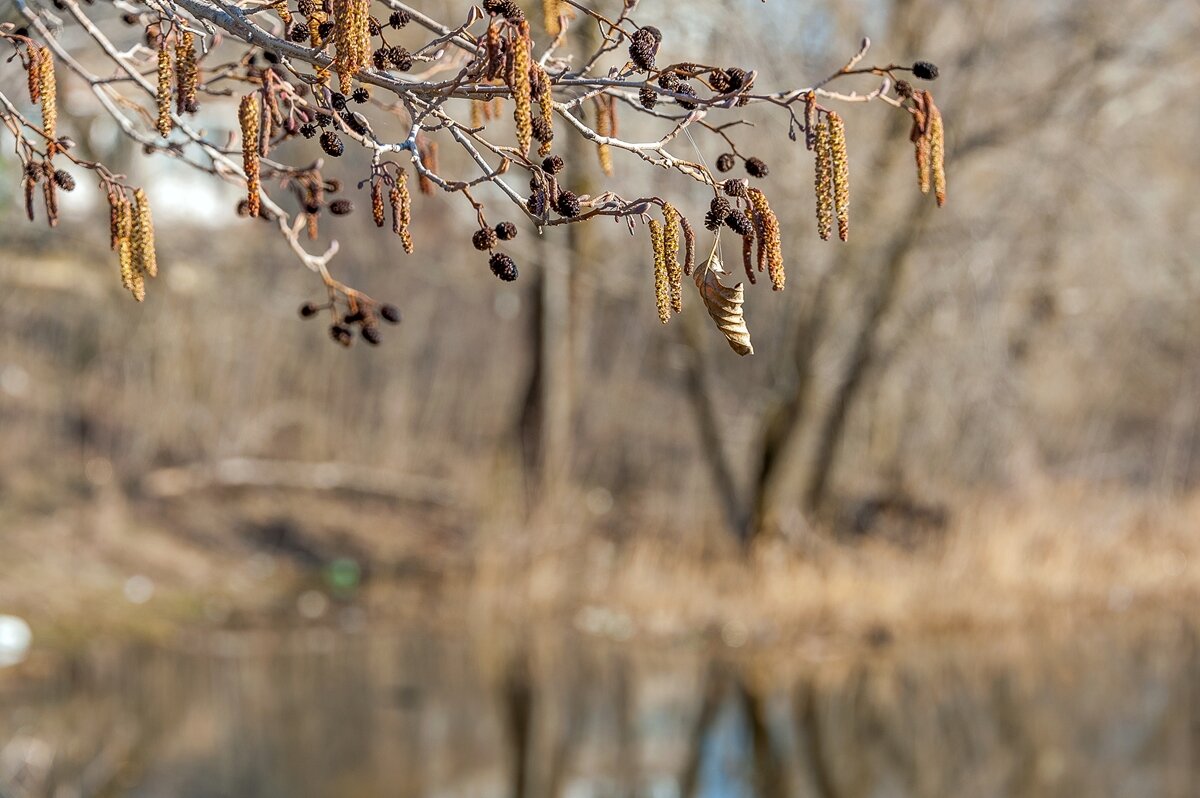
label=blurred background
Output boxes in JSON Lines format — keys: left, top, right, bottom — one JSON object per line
{"left": 2, "top": 0, "right": 1200, "bottom": 795}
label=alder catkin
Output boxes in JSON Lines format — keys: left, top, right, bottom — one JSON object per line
{"left": 928, "top": 97, "right": 946, "bottom": 207}
{"left": 26, "top": 45, "right": 41, "bottom": 104}
{"left": 662, "top": 204, "right": 682, "bottom": 314}
{"left": 649, "top": 219, "right": 670, "bottom": 324}
{"left": 332, "top": 0, "right": 370, "bottom": 94}
{"left": 595, "top": 95, "right": 614, "bottom": 176}
{"left": 390, "top": 170, "right": 413, "bottom": 253}
{"left": 176, "top": 30, "right": 198, "bottom": 114}
{"left": 131, "top": 188, "right": 158, "bottom": 279}
{"left": 813, "top": 117, "right": 834, "bottom": 241}
{"left": 239, "top": 94, "right": 261, "bottom": 217}
{"left": 43, "top": 167, "right": 58, "bottom": 228}
{"left": 117, "top": 196, "right": 143, "bottom": 301}
{"left": 155, "top": 41, "right": 173, "bottom": 137}
{"left": 748, "top": 188, "right": 784, "bottom": 291}
{"left": 828, "top": 111, "right": 850, "bottom": 242}
{"left": 679, "top": 214, "right": 696, "bottom": 277}
{"left": 371, "top": 181, "right": 385, "bottom": 227}
{"left": 509, "top": 25, "right": 533, "bottom": 156}
{"left": 542, "top": 0, "right": 562, "bottom": 36}
{"left": 38, "top": 47, "right": 57, "bottom": 157}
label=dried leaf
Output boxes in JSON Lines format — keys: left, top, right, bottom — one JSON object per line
{"left": 694, "top": 245, "right": 754, "bottom": 356}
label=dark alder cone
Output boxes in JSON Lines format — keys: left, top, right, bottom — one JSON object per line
{"left": 542, "top": 155, "right": 565, "bottom": 174}
{"left": 657, "top": 71, "right": 679, "bottom": 90}
{"left": 725, "top": 210, "right": 753, "bottom": 235}
{"left": 895, "top": 79, "right": 914, "bottom": 99}
{"left": 638, "top": 85, "right": 657, "bottom": 109}
{"left": 300, "top": 123, "right": 317, "bottom": 138}
{"left": 368, "top": 16, "right": 382, "bottom": 36}
{"left": 361, "top": 324, "right": 383, "bottom": 345}
{"left": 674, "top": 83, "right": 698, "bottom": 110}
{"left": 297, "top": 0, "right": 314, "bottom": 15}
{"left": 723, "top": 178, "right": 749, "bottom": 198}
{"left": 554, "top": 190, "right": 581, "bottom": 218}
{"left": 330, "top": 324, "right": 353, "bottom": 346}
{"left": 343, "top": 309, "right": 365, "bottom": 324}
{"left": 912, "top": 61, "right": 939, "bottom": 80}
{"left": 299, "top": 302, "right": 320, "bottom": 318}
{"left": 531, "top": 116, "right": 553, "bottom": 143}
{"left": 389, "top": 46, "right": 413, "bottom": 71}
{"left": 317, "top": 21, "right": 335, "bottom": 39}
{"left": 473, "top": 227, "right": 498, "bottom": 250}
{"left": 705, "top": 195, "right": 731, "bottom": 231}
{"left": 287, "top": 23, "right": 309, "bottom": 42}
{"left": 351, "top": 87, "right": 369, "bottom": 103}
{"left": 372, "top": 49, "right": 388, "bottom": 70}
{"left": 629, "top": 27, "right": 660, "bottom": 71}
{"left": 379, "top": 304, "right": 401, "bottom": 324}
{"left": 483, "top": 0, "right": 524, "bottom": 22}
{"left": 319, "top": 131, "right": 344, "bottom": 156}
{"left": 745, "top": 156, "right": 769, "bottom": 178}
{"left": 489, "top": 251, "right": 519, "bottom": 281}
{"left": 716, "top": 153, "right": 736, "bottom": 173}
{"left": 709, "top": 70, "right": 730, "bottom": 92}
{"left": 527, "top": 190, "right": 547, "bottom": 216}
{"left": 389, "top": 10, "right": 410, "bottom": 28}
{"left": 724, "top": 67, "right": 748, "bottom": 91}
{"left": 330, "top": 92, "right": 347, "bottom": 111}
{"left": 329, "top": 199, "right": 353, "bottom": 215}
{"left": 52, "top": 170, "right": 75, "bottom": 191}
{"left": 495, "top": 221, "right": 518, "bottom": 241}
{"left": 343, "top": 111, "right": 369, "bottom": 135}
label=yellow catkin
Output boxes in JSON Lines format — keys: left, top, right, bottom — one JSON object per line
{"left": 542, "top": 0, "right": 562, "bottom": 36}
{"left": 928, "top": 99, "right": 946, "bottom": 207}
{"left": 662, "top": 204, "right": 682, "bottom": 314}
{"left": 813, "top": 118, "right": 833, "bottom": 241}
{"left": 332, "top": 0, "right": 369, "bottom": 93}
{"left": 108, "top": 190, "right": 122, "bottom": 250}
{"left": 38, "top": 47, "right": 56, "bottom": 157}
{"left": 530, "top": 63, "right": 554, "bottom": 157}
{"left": 828, "top": 111, "right": 850, "bottom": 242}
{"left": 509, "top": 26, "right": 533, "bottom": 156}
{"left": 391, "top": 171, "right": 413, "bottom": 253}
{"left": 371, "top": 181, "right": 385, "bottom": 227}
{"left": 155, "top": 41, "right": 173, "bottom": 138}
{"left": 26, "top": 45, "right": 41, "bottom": 104}
{"left": 595, "top": 96, "right": 613, "bottom": 176}
{"left": 272, "top": 0, "right": 293, "bottom": 24}
{"left": 239, "top": 94, "right": 261, "bottom": 218}
{"left": 117, "top": 197, "right": 143, "bottom": 301}
{"left": 649, "top": 219, "right": 669, "bottom": 324}
{"left": 131, "top": 188, "right": 158, "bottom": 279}
{"left": 471, "top": 99, "right": 484, "bottom": 129}
{"left": 308, "top": 14, "right": 325, "bottom": 48}
{"left": 749, "top": 188, "right": 784, "bottom": 291}
{"left": 916, "top": 129, "right": 931, "bottom": 194}
{"left": 176, "top": 30, "right": 198, "bottom": 114}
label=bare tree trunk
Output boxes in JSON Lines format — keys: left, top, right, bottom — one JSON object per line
{"left": 803, "top": 205, "right": 930, "bottom": 516}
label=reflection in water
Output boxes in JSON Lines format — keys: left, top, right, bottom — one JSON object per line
{"left": 0, "top": 620, "right": 1197, "bottom": 797}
